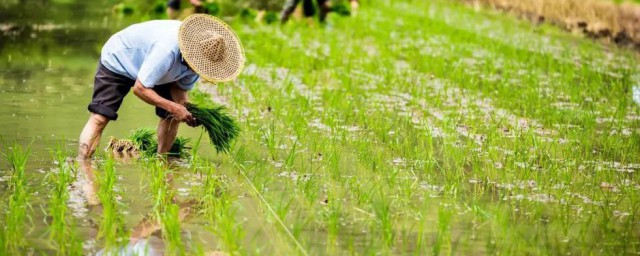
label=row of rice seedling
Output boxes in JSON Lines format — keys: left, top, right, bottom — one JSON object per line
{"left": 96, "top": 155, "right": 128, "bottom": 253}
{"left": 203, "top": 0, "right": 640, "bottom": 253}
{"left": 46, "top": 147, "right": 82, "bottom": 255}
{"left": 1, "top": 143, "right": 31, "bottom": 254}
{"left": 199, "top": 160, "right": 246, "bottom": 254}
{"left": 145, "top": 159, "right": 183, "bottom": 253}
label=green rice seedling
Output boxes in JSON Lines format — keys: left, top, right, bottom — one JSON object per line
{"left": 47, "top": 147, "right": 81, "bottom": 255}
{"left": 186, "top": 103, "right": 239, "bottom": 153}
{"left": 96, "top": 155, "right": 128, "bottom": 252}
{"left": 434, "top": 207, "right": 453, "bottom": 256}
{"left": 169, "top": 137, "right": 191, "bottom": 158}
{"left": 323, "top": 193, "right": 342, "bottom": 244}
{"left": 129, "top": 127, "right": 156, "bottom": 153}
{"left": 147, "top": 159, "right": 173, "bottom": 209}
{"left": 3, "top": 143, "right": 31, "bottom": 253}
{"left": 160, "top": 203, "right": 186, "bottom": 255}
{"left": 146, "top": 160, "right": 194, "bottom": 256}
{"left": 413, "top": 198, "right": 432, "bottom": 255}
{"left": 259, "top": 122, "right": 279, "bottom": 160}
{"left": 128, "top": 128, "right": 191, "bottom": 157}
{"left": 371, "top": 195, "right": 394, "bottom": 248}
{"left": 198, "top": 163, "right": 245, "bottom": 254}
{"left": 284, "top": 142, "right": 298, "bottom": 168}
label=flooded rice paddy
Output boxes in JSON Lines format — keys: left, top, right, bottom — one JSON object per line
{"left": 1, "top": 0, "right": 640, "bottom": 255}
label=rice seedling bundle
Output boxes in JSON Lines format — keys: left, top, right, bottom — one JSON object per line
{"left": 129, "top": 128, "right": 191, "bottom": 157}
{"left": 105, "top": 128, "right": 191, "bottom": 157}
{"left": 186, "top": 103, "right": 239, "bottom": 153}
{"left": 129, "top": 128, "right": 156, "bottom": 152}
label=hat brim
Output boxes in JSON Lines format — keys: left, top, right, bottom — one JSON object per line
{"left": 178, "top": 14, "right": 245, "bottom": 83}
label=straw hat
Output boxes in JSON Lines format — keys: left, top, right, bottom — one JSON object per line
{"left": 178, "top": 14, "right": 245, "bottom": 83}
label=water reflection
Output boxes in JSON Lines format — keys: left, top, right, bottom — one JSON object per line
{"left": 95, "top": 200, "right": 198, "bottom": 256}
{"left": 78, "top": 155, "right": 203, "bottom": 255}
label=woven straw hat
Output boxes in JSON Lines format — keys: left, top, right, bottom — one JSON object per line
{"left": 178, "top": 14, "right": 245, "bottom": 83}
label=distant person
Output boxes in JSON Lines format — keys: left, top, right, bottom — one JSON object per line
{"left": 280, "top": 0, "right": 331, "bottom": 24}
{"left": 77, "top": 14, "right": 245, "bottom": 161}
{"left": 350, "top": 0, "right": 359, "bottom": 16}
{"left": 280, "top": 0, "right": 360, "bottom": 24}
{"left": 167, "top": 0, "right": 205, "bottom": 19}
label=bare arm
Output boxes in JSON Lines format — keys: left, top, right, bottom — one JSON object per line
{"left": 132, "top": 80, "right": 195, "bottom": 123}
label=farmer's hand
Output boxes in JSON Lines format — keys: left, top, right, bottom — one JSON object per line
{"left": 190, "top": 0, "right": 202, "bottom": 6}
{"left": 171, "top": 103, "right": 197, "bottom": 125}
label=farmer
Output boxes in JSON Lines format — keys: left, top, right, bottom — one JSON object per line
{"left": 77, "top": 14, "right": 245, "bottom": 161}
{"left": 350, "top": 0, "right": 359, "bottom": 16}
{"left": 280, "top": 0, "right": 330, "bottom": 24}
{"left": 280, "top": 0, "right": 360, "bottom": 24}
{"left": 167, "top": 0, "right": 205, "bottom": 19}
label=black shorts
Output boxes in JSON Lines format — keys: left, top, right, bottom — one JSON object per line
{"left": 88, "top": 63, "right": 175, "bottom": 121}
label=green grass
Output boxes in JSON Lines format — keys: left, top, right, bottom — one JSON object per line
{"left": 2, "top": 0, "right": 640, "bottom": 254}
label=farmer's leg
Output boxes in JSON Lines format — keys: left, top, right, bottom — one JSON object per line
{"left": 77, "top": 158, "right": 101, "bottom": 205}
{"left": 80, "top": 63, "right": 134, "bottom": 159}
{"left": 281, "top": 0, "right": 300, "bottom": 23}
{"left": 317, "top": 0, "right": 330, "bottom": 23}
{"left": 78, "top": 116, "right": 103, "bottom": 205}
{"left": 155, "top": 83, "right": 188, "bottom": 154}
{"left": 302, "top": 0, "right": 315, "bottom": 18}
{"left": 78, "top": 113, "right": 109, "bottom": 159}
{"left": 157, "top": 118, "right": 180, "bottom": 154}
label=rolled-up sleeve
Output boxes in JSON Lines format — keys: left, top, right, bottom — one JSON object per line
{"left": 137, "top": 47, "right": 174, "bottom": 88}
{"left": 177, "top": 73, "right": 199, "bottom": 91}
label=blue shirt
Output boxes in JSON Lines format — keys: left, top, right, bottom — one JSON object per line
{"left": 100, "top": 20, "right": 199, "bottom": 90}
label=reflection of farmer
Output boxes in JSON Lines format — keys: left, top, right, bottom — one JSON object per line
{"left": 84, "top": 160, "right": 209, "bottom": 255}
{"left": 95, "top": 200, "right": 199, "bottom": 255}
{"left": 167, "top": 0, "right": 204, "bottom": 19}
{"left": 77, "top": 14, "right": 245, "bottom": 160}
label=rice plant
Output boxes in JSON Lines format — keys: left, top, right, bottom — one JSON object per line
{"left": 96, "top": 154, "right": 128, "bottom": 252}
{"left": 2, "top": 143, "right": 31, "bottom": 253}
{"left": 186, "top": 103, "right": 240, "bottom": 153}
{"left": 47, "top": 147, "right": 81, "bottom": 255}
{"left": 127, "top": 127, "right": 191, "bottom": 157}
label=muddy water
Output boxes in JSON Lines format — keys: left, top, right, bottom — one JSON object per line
{"left": 0, "top": 1, "right": 221, "bottom": 254}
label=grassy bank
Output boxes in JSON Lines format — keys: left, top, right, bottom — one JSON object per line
{"left": 467, "top": 0, "right": 640, "bottom": 48}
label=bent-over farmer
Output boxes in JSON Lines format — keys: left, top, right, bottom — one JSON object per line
{"left": 78, "top": 14, "right": 245, "bottom": 160}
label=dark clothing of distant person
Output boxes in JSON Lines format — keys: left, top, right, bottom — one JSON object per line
{"left": 281, "top": 0, "right": 330, "bottom": 23}
{"left": 166, "top": 0, "right": 206, "bottom": 18}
